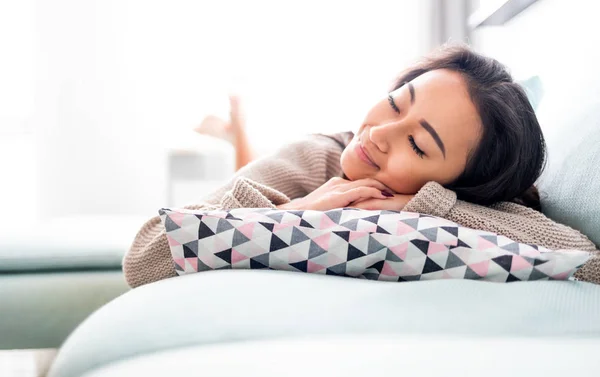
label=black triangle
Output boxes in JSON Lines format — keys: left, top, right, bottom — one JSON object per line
{"left": 299, "top": 218, "right": 314, "bottom": 228}
{"left": 375, "top": 225, "right": 390, "bottom": 234}
{"left": 250, "top": 257, "right": 269, "bottom": 269}
{"left": 225, "top": 212, "right": 242, "bottom": 221}
{"left": 347, "top": 244, "right": 367, "bottom": 261}
{"left": 534, "top": 258, "right": 548, "bottom": 266}
{"left": 411, "top": 239, "right": 430, "bottom": 254}
{"left": 288, "top": 210, "right": 305, "bottom": 218}
{"left": 290, "top": 260, "right": 308, "bottom": 272}
{"left": 367, "top": 260, "right": 385, "bottom": 273}
{"left": 215, "top": 249, "right": 232, "bottom": 264}
{"left": 259, "top": 222, "right": 275, "bottom": 232}
{"left": 456, "top": 239, "right": 471, "bottom": 248}
{"left": 402, "top": 274, "right": 421, "bottom": 281}
{"left": 423, "top": 257, "right": 443, "bottom": 274}
{"left": 440, "top": 226, "right": 458, "bottom": 237}
{"left": 492, "top": 255, "right": 512, "bottom": 272}
{"left": 362, "top": 215, "right": 380, "bottom": 224}
{"left": 164, "top": 215, "right": 181, "bottom": 232}
{"left": 194, "top": 214, "right": 204, "bottom": 221}
{"left": 506, "top": 273, "right": 520, "bottom": 282}
{"left": 332, "top": 231, "right": 350, "bottom": 242}
{"left": 183, "top": 244, "right": 197, "bottom": 258}
{"left": 269, "top": 234, "right": 289, "bottom": 252}
{"left": 198, "top": 221, "right": 215, "bottom": 239}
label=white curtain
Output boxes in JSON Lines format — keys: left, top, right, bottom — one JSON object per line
{"left": 2, "top": 0, "right": 432, "bottom": 222}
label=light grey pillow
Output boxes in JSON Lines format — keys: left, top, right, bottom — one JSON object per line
{"left": 537, "top": 100, "right": 600, "bottom": 246}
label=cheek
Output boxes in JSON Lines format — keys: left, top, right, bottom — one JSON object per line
{"left": 384, "top": 157, "right": 426, "bottom": 194}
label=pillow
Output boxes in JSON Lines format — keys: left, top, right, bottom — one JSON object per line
{"left": 159, "top": 207, "right": 591, "bottom": 282}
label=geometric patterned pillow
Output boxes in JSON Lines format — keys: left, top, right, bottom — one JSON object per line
{"left": 159, "top": 207, "right": 592, "bottom": 283}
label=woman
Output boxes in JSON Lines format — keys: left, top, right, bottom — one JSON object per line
{"left": 126, "top": 43, "right": 599, "bottom": 288}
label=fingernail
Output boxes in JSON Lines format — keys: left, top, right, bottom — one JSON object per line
{"left": 381, "top": 190, "right": 393, "bottom": 197}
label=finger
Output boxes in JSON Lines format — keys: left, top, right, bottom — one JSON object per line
{"left": 344, "top": 178, "right": 395, "bottom": 194}
{"left": 337, "top": 187, "right": 390, "bottom": 208}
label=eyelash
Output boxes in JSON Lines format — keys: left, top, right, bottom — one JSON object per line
{"left": 409, "top": 135, "right": 425, "bottom": 159}
{"left": 388, "top": 94, "right": 400, "bottom": 113}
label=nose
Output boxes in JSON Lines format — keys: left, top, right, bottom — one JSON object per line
{"left": 368, "top": 121, "right": 401, "bottom": 154}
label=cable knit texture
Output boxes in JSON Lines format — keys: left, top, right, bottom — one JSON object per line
{"left": 124, "top": 131, "right": 599, "bottom": 287}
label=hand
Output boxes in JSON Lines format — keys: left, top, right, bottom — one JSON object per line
{"left": 348, "top": 193, "right": 415, "bottom": 211}
{"left": 277, "top": 177, "right": 396, "bottom": 211}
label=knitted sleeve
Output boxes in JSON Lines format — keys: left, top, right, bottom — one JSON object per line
{"left": 123, "top": 134, "right": 346, "bottom": 288}
{"left": 404, "top": 181, "right": 600, "bottom": 284}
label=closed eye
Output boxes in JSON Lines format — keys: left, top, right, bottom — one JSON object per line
{"left": 409, "top": 135, "right": 425, "bottom": 158}
{"left": 388, "top": 94, "right": 400, "bottom": 113}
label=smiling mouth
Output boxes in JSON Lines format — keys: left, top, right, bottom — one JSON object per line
{"left": 355, "top": 143, "right": 379, "bottom": 168}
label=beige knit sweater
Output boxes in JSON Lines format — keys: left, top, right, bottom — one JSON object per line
{"left": 124, "top": 131, "right": 600, "bottom": 287}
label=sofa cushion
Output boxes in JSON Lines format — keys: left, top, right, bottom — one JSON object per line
{"left": 537, "top": 100, "right": 600, "bottom": 246}
{"left": 0, "top": 216, "right": 147, "bottom": 272}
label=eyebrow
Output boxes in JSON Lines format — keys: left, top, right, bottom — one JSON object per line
{"left": 407, "top": 82, "right": 446, "bottom": 159}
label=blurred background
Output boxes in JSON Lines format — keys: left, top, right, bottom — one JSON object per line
{"left": 0, "top": 0, "right": 598, "bottom": 229}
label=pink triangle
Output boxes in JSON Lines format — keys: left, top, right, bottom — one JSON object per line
{"left": 389, "top": 243, "right": 408, "bottom": 260}
{"left": 477, "top": 237, "right": 497, "bottom": 250}
{"left": 427, "top": 243, "right": 447, "bottom": 255}
{"left": 396, "top": 222, "right": 415, "bottom": 235}
{"left": 551, "top": 271, "right": 571, "bottom": 280}
{"left": 167, "top": 234, "right": 180, "bottom": 246}
{"left": 186, "top": 257, "right": 198, "bottom": 271}
{"left": 273, "top": 222, "right": 293, "bottom": 232}
{"left": 168, "top": 212, "right": 185, "bottom": 227}
{"left": 469, "top": 260, "right": 489, "bottom": 277}
{"left": 349, "top": 231, "right": 368, "bottom": 242}
{"left": 173, "top": 258, "right": 186, "bottom": 269}
{"left": 319, "top": 214, "right": 338, "bottom": 230}
{"left": 307, "top": 261, "right": 326, "bottom": 273}
{"left": 381, "top": 262, "right": 397, "bottom": 276}
{"left": 510, "top": 255, "right": 532, "bottom": 272}
{"left": 231, "top": 249, "right": 248, "bottom": 264}
{"left": 237, "top": 222, "right": 256, "bottom": 239}
{"left": 313, "top": 233, "right": 331, "bottom": 250}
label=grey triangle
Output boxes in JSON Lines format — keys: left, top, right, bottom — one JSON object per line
{"left": 196, "top": 258, "right": 212, "bottom": 272}
{"left": 266, "top": 212, "right": 285, "bottom": 223}
{"left": 502, "top": 242, "right": 520, "bottom": 253}
{"left": 253, "top": 253, "right": 270, "bottom": 267}
{"left": 164, "top": 215, "right": 181, "bottom": 232}
{"left": 216, "top": 219, "right": 235, "bottom": 233}
{"left": 363, "top": 272, "right": 379, "bottom": 280}
{"left": 528, "top": 267, "right": 549, "bottom": 281}
{"left": 325, "top": 209, "right": 342, "bottom": 224}
{"left": 445, "top": 251, "right": 466, "bottom": 269}
{"left": 308, "top": 241, "right": 328, "bottom": 259}
{"left": 232, "top": 229, "right": 251, "bottom": 247}
{"left": 481, "top": 235, "right": 499, "bottom": 245}
{"left": 328, "top": 262, "right": 346, "bottom": 275}
{"left": 464, "top": 266, "right": 482, "bottom": 280}
{"left": 386, "top": 248, "right": 402, "bottom": 262}
{"left": 290, "top": 227, "right": 310, "bottom": 245}
{"left": 401, "top": 218, "right": 419, "bottom": 230}
{"left": 367, "top": 237, "right": 385, "bottom": 254}
{"left": 420, "top": 228, "right": 438, "bottom": 241}
{"left": 340, "top": 219, "right": 359, "bottom": 231}
{"left": 183, "top": 241, "right": 198, "bottom": 257}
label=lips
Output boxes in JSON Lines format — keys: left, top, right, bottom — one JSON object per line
{"left": 355, "top": 143, "right": 379, "bottom": 168}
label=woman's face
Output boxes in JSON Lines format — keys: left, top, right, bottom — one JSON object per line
{"left": 340, "top": 69, "right": 482, "bottom": 195}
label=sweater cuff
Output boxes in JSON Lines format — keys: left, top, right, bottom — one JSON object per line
{"left": 220, "top": 176, "right": 291, "bottom": 210}
{"left": 403, "top": 181, "right": 457, "bottom": 218}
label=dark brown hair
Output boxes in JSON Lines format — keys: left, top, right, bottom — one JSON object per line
{"left": 390, "top": 43, "right": 546, "bottom": 210}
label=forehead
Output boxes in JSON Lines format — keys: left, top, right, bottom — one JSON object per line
{"left": 400, "top": 69, "right": 482, "bottom": 157}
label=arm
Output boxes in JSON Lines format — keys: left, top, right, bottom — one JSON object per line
{"left": 124, "top": 134, "right": 346, "bottom": 288}
{"left": 404, "top": 181, "right": 599, "bottom": 284}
